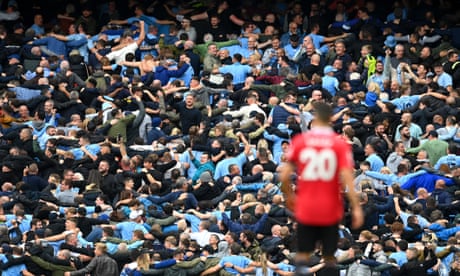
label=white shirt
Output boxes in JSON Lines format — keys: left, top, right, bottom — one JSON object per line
{"left": 189, "top": 230, "right": 224, "bottom": 247}
{"left": 106, "top": 42, "right": 139, "bottom": 64}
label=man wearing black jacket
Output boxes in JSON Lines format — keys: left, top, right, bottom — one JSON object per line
{"left": 390, "top": 246, "right": 438, "bottom": 276}
{"left": 76, "top": 207, "right": 109, "bottom": 239}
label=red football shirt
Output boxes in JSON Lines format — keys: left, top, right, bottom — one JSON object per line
{"left": 286, "top": 127, "right": 353, "bottom": 225}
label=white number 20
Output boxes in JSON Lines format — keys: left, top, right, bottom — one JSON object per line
{"left": 299, "top": 148, "right": 337, "bottom": 181}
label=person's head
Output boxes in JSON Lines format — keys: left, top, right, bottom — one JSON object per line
{"left": 406, "top": 247, "right": 419, "bottom": 261}
{"left": 210, "top": 15, "right": 220, "bottom": 27}
{"left": 18, "top": 105, "right": 29, "bottom": 118}
{"left": 364, "top": 143, "right": 377, "bottom": 156}
{"left": 56, "top": 249, "right": 71, "bottom": 260}
{"left": 98, "top": 160, "right": 110, "bottom": 175}
{"left": 334, "top": 39, "right": 346, "bottom": 55}
{"left": 44, "top": 99, "right": 55, "bottom": 113}
{"left": 289, "top": 34, "right": 299, "bottom": 47}
{"left": 240, "top": 230, "right": 255, "bottom": 244}
{"left": 428, "top": 130, "right": 439, "bottom": 140}
{"left": 181, "top": 17, "right": 191, "bottom": 29}
{"left": 111, "top": 108, "right": 123, "bottom": 119}
{"left": 372, "top": 240, "right": 384, "bottom": 252}
{"left": 409, "top": 203, "right": 423, "bottom": 216}
{"left": 208, "top": 233, "right": 220, "bottom": 246}
{"left": 247, "top": 37, "right": 257, "bottom": 49}
{"left": 416, "top": 188, "right": 429, "bottom": 199}
{"left": 185, "top": 93, "right": 195, "bottom": 107}
{"left": 311, "top": 101, "right": 332, "bottom": 125}
{"left": 207, "top": 43, "right": 218, "bottom": 55}
{"left": 224, "top": 231, "right": 237, "bottom": 244}
{"left": 78, "top": 135, "right": 90, "bottom": 147}
{"left": 283, "top": 92, "right": 297, "bottom": 104}
{"left": 229, "top": 242, "right": 242, "bottom": 255}
{"left": 33, "top": 13, "right": 44, "bottom": 26}
{"left": 19, "top": 127, "right": 32, "bottom": 141}
{"left": 94, "top": 242, "right": 108, "bottom": 256}
{"left": 374, "top": 122, "right": 385, "bottom": 135}
{"left": 228, "top": 162, "right": 241, "bottom": 175}
{"left": 448, "top": 50, "right": 459, "bottom": 62}
{"left": 396, "top": 239, "right": 409, "bottom": 252}
{"left": 358, "top": 230, "right": 373, "bottom": 241}
{"left": 198, "top": 220, "right": 210, "bottom": 232}
{"left": 164, "top": 235, "right": 178, "bottom": 249}
{"left": 360, "top": 44, "right": 372, "bottom": 57}
{"left": 311, "top": 90, "right": 323, "bottom": 101}
{"left": 65, "top": 232, "right": 78, "bottom": 246}
{"left": 65, "top": 218, "right": 78, "bottom": 231}
{"left": 288, "top": 22, "right": 298, "bottom": 34}
{"left": 418, "top": 46, "right": 431, "bottom": 60}
{"left": 400, "top": 112, "right": 413, "bottom": 125}
{"left": 357, "top": 6, "right": 369, "bottom": 19}
{"left": 332, "top": 58, "right": 343, "bottom": 71}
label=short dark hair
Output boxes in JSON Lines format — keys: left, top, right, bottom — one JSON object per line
{"left": 233, "top": 53, "right": 242, "bottom": 63}
{"left": 87, "top": 78, "right": 97, "bottom": 86}
{"left": 111, "top": 108, "right": 121, "bottom": 117}
{"left": 290, "top": 34, "right": 299, "bottom": 42}
{"left": 241, "top": 230, "right": 256, "bottom": 243}
{"left": 230, "top": 243, "right": 241, "bottom": 255}
{"left": 397, "top": 240, "right": 409, "bottom": 251}
{"left": 254, "top": 112, "right": 265, "bottom": 124}
{"left": 312, "top": 102, "right": 333, "bottom": 123}
{"left": 411, "top": 203, "right": 423, "bottom": 214}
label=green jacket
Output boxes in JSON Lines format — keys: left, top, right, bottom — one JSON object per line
{"left": 250, "top": 84, "right": 288, "bottom": 99}
{"left": 140, "top": 257, "right": 206, "bottom": 276}
{"left": 105, "top": 114, "right": 135, "bottom": 141}
{"left": 406, "top": 139, "right": 449, "bottom": 165}
{"left": 30, "top": 256, "right": 75, "bottom": 276}
{"left": 242, "top": 240, "right": 263, "bottom": 261}
{"left": 194, "top": 40, "right": 240, "bottom": 59}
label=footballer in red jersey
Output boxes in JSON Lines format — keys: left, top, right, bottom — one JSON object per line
{"left": 279, "top": 101, "right": 363, "bottom": 275}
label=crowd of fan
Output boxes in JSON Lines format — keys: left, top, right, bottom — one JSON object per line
{"left": 2, "top": 0, "right": 460, "bottom": 275}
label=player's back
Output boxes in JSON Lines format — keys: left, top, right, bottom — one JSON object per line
{"left": 288, "top": 127, "right": 353, "bottom": 225}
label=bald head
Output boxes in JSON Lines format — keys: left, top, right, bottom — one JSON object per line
{"left": 184, "top": 40, "right": 194, "bottom": 49}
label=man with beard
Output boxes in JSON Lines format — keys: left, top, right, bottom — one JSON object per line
{"left": 394, "top": 112, "right": 423, "bottom": 141}
{"left": 174, "top": 93, "right": 202, "bottom": 135}
{"left": 367, "top": 59, "right": 385, "bottom": 91}
{"left": 397, "top": 125, "right": 419, "bottom": 149}
{"left": 97, "top": 160, "right": 119, "bottom": 202}
{"left": 365, "top": 122, "right": 393, "bottom": 160}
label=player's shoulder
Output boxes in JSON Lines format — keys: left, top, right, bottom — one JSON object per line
{"left": 331, "top": 134, "right": 351, "bottom": 147}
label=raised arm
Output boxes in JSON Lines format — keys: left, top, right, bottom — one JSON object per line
{"left": 120, "top": 60, "right": 142, "bottom": 68}
{"left": 109, "top": 19, "right": 129, "bottom": 25}
{"left": 136, "top": 21, "right": 146, "bottom": 46}
{"left": 51, "top": 33, "right": 69, "bottom": 41}
{"left": 323, "top": 33, "right": 348, "bottom": 43}
{"left": 393, "top": 196, "right": 401, "bottom": 215}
